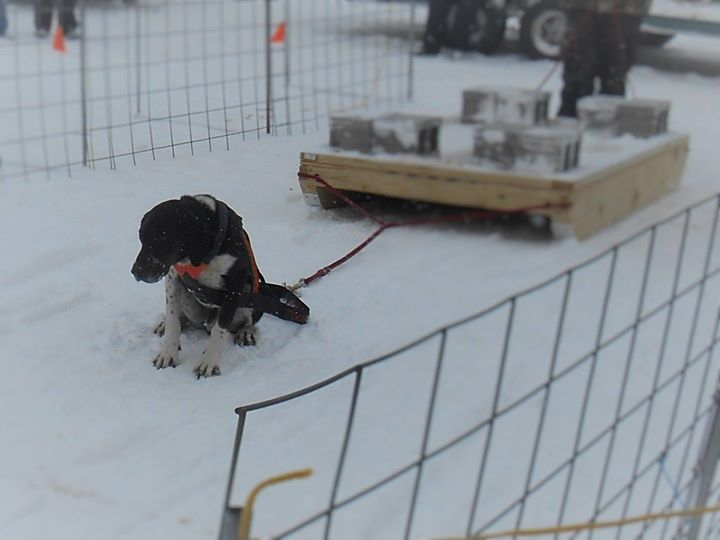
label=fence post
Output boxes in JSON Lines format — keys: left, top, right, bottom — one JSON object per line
{"left": 265, "top": 0, "right": 273, "bottom": 135}
{"left": 283, "top": 0, "right": 291, "bottom": 135}
{"left": 218, "top": 411, "right": 248, "bottom": 540}
{"left": 323, "top": 367, "right": 363, "bottom": 540}
{"left": 79, "top": 0, "right": 88, "bottom": 167}
{"left": 684, "top": 317, "right": 720, "bottom": 540}
{"left": 407, "top": 0, "right": 416, "bottom": 101}
{"left": 135, "top": 0, "right": 141, "bottom": 115}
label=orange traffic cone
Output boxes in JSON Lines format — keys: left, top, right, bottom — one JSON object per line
{"left": 53, "top": 26, "right": 67, "bottom": 53}
{"left": 271, "top": 22, "right": 286, "bottom": 44}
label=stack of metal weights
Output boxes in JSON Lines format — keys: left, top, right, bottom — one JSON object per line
{"left": 515, "top": 121, "right": 583, "bottom": 173}
{"left": 575, "top": 96, "right": 625, "bottom": 134}
{"left": 329, "top": 113, "right": 442, "bottom": 156}
{"left": 465, "top": 87, "right": 582, "bottom": 173}
{"left": 462, "top": 86, "right": 550, "bottom": 126}
{"left": 578, "top": 96, "right": 670, "bottom": 138}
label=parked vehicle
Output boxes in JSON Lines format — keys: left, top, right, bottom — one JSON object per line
{"left": 437, "top": 0, "right": 673, "bottom": 59}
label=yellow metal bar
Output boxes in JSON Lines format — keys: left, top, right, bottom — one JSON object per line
{"left": 238, "top": 468, "right": 313, "bottom": 540}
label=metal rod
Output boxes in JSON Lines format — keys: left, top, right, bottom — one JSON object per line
{"left": 590, "top": 235, "right": 658, "bottom": 538}
{"left": 640, "top": 211, "right": 694, "bottom": 524}
{"left": 284, "top": 0, "right": 291, "bottom": 135}
{"left": 555, "top": 248, "right": 619, "bottom": 537}
{"left": 467, "top": 299, "right": 517, "bottom": 536}
{"left": 265, "top": 0, "right": 272, "bottom": 135}
{"left": 135, "top": 0, "right": 141, "bottom": 116}
{"left": 217, "top": 412, "right": 248, "bottom": 540}
{"left": 683, "top": 353, "right": 720, "bottom": 540}
{"left": 403, "top": 330, "right": 448, "bottom": 540}
{"left": 323, "top": 367, "right": 364, "bottom": 540}
{"left": 679, "top": 201, "right": 720, "bottom": 540}
{"left": 80, "top": 0, "right": 88, "bottom": 167}
{"left": 408, "top": 0, "right": 416, "bottom": 100}
{"left": 514, "top": 271, "right": 573, "bottom": 531}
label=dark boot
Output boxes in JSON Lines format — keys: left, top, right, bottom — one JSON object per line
{"left": 58, "top": 0, "right": 78, "bottom": 35}
{"left": 420, "top": 0, "right": 455, "bottom": 55}
{"left": 419, "top": 35, "right": 442, "bottom": 55}
{"left": 557, "top": 9, "right": 597, "bottom": 117}
{"left": 34, "top": 0, "right": 53, "bottom": 35}
{"left": 597, "top": 14, "right": 641, "bottom": 96}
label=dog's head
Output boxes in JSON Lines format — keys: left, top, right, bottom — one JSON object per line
{"left": 131, "top": 196, "right": 218, "bottom": 283}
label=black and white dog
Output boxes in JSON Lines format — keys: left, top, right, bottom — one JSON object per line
{"left": 131, "top": 195, "right": 308, "bottom": 378}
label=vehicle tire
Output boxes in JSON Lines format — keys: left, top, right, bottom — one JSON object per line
{"left": 445, "top": 0, "right": 507, "bottom": 54}
{"left": 519, "top": 0, "right": 568, "bottom": 59}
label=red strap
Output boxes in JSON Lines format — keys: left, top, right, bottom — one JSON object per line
{"left": 175, "top": 263, "right": 208, "bottom": 279}
{"left": 174, "top": 231, "right": 259, "bottom": 288}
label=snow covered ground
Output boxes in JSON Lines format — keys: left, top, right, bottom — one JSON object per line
{"left": 651, "top": 0, "right": 720, "bottom": 23}
{"left": 2, "top": 4, "right": 720, "bottom": 539}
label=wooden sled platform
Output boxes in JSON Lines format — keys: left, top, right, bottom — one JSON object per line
{"left": 298, "top": 132, "right": 690, "bottom": 239}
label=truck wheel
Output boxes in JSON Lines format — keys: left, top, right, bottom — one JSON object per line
{"left": 446, "top": 0, "right": 507, "bottom": 54}
{"left": 519, "top": 0, "right": 567, "bottom": 59}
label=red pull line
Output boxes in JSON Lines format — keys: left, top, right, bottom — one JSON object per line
{"left": 291, "top": 173, "right": 571, "bottom": 289}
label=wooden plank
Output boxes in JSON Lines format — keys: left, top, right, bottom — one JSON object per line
{"left": 299, "top": 176, "right": 572, "bottom": 223}
{"left": 299, "top": 155, "right": 574, "bottom": 223}
{"left": 301, "top": 151, "right": 571, "bottom": 191}
{"left": 569, "top": 134, "right": 689, "bottom": 238}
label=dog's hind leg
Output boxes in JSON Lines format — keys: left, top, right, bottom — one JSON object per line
{"left": 231, "top": 307, "right": 259, "bottom": 346}
{"left": 233, "top": 326, "right": 257, "bottom": 346}
{"left": 154, "top": 272, "right": 183, "bottom": 369}
{"left": 181, "top": 287, "right": 212, "bottom": 329}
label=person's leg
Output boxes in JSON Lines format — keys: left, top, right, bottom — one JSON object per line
{"left": 421, "top": 0, "right": 454, "bottom": 54}
{"left": 558, "top": 9, "right": 597, "bottom": 117}
{"left": 598, "top": 13, "right": 641, "bottom": 96}
{"left": 0, "top": 0, "right": 8, "bottom": 36}
{"left": 58, "top": 0, "right": 78, "bottom": 34}
{"left": 34, "top": 0, "right": 53, "bottom": 35}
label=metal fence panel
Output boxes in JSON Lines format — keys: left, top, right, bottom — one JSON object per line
{"left": 0, "top": 0, "right": 413, "bottom": 181}
{"left": 220, "top": 195, "right": 720, "bottom": 540}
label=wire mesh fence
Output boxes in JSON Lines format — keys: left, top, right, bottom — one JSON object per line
{"left": 219, "top": 193, "right": 720, "bottom": 540}
{"left": 0, "top": 0, "right": 414, "bottom": 181}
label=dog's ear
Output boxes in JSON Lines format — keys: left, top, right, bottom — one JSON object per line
{"left": 179, "top": 196, "right": 216, "bottom": 266}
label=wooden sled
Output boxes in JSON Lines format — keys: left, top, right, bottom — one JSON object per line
{"left": 298, "top": 132, "right": 690, "bottom": 239}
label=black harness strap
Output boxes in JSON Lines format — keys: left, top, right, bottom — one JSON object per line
{"left": 256, "top": 283, "right": 310, "bottom": 324}
{"left": 206, "top": 199, "right": 229, "bottom": 263}
{"left": 182, "top": 197, "right": 309, "bottom": 324}
{"left": 179, "top": 274, "right": 309, "bottom": 324}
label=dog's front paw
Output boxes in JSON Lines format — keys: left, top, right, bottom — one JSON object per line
{"left": 153, "top": 348, "right": 179, "bottom": 369}
{"left": 193, "top": 361, "right": 221, "bottom": 379}
{"left": 234, "top": 328, "right": 257, "bottom": 347}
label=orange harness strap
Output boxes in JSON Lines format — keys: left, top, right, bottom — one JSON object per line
{"left": 241, "top": 230, "right": 261, "bottom": 293}
{"left": 174, "top": 230, "right": 259, "bottom": 290}
{"left": 175, "top": 263, "right": 208, "bottom": 279}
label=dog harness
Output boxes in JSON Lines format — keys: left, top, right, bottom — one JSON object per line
{"left": 174, "top": 199, "right": 228, "bottom": 279}
{"left": 174, "top": 263, "right": 208, "bottom": 279}
{"left": 178, "top": 275, "right": 309, "bottom": 324}
{"left": 174, "top": 199, "right": 309, "bottom": 324}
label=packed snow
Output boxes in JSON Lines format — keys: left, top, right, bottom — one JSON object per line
{"left": 2, "top": 3, "right": 720, "bottom": 540}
